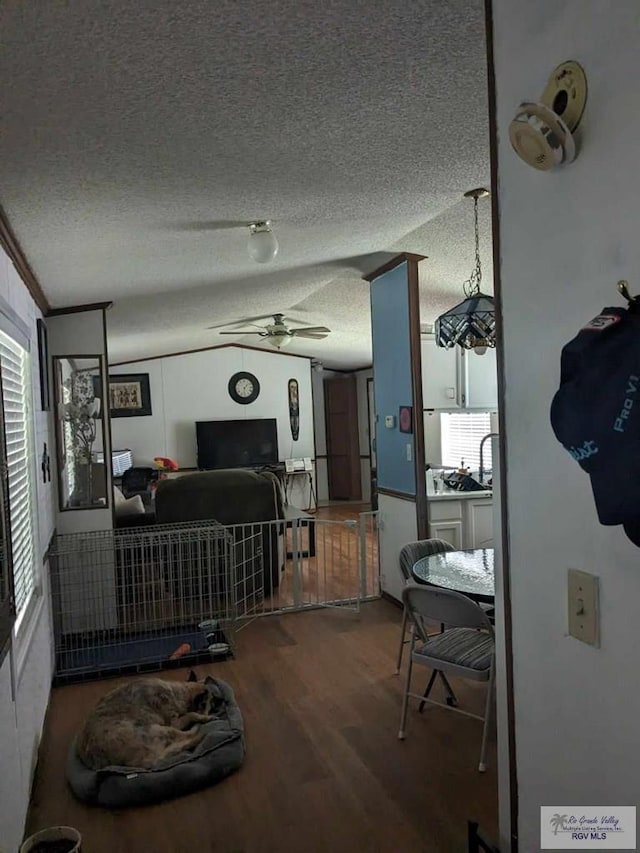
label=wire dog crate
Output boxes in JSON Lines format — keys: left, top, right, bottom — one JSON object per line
{"left": 49, "top": 520, "right": 263, "bottom": 684}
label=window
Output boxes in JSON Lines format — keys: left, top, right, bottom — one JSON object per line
{"left": 0, "top": 475, "right": 10, "bottom": 657}
{"left": 440, "top": 412, "right": 492, "bottom": 471}
{"left": 0, "top": 329, "right": 37, "bottom": 625}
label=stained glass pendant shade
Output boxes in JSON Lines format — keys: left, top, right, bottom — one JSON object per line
{"left": 434, "top": 188, "right": 496, "bottom": 352}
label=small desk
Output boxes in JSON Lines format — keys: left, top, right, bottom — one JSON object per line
{"left": 282, "top": 469, "right": 317, "bottom": 511}
{"left": 284, "top": 506, "right": 316, "bottom": 559}
{"left": 412, "top": 548, "right": 495, "bottom": 604}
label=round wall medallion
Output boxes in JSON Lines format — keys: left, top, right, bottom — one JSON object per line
{"left": 540, "top": 60, "right": 587, "bottom": 133}
{"left": 508, "top": 102, "right": 574, "bottom": 171}
{"left": 228, "top": 371, "right": 260, "bottom": 404}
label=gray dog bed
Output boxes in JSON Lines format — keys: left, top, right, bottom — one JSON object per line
{"left": 67, "top": 677, "right": 244, "bottom": 807}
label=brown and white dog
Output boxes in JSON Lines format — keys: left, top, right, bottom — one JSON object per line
{"left": 76, "top": 672, "right": 219, "bottom": 770}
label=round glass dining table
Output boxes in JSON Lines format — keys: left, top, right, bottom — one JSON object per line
{"left": 411, "top": 547, "right": 495, "bottom": 604}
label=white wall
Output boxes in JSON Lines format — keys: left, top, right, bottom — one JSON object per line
{"left": 378, "top": 492, "right": 417, "bottom": 601}
{"left": 0, "top": 247, "right": 55, "bottom": 852}
{"left": 110, "top": 346, "right": 314, "bottom": 508}
{"left": 492, "top": 3, "right": 640, "bottom": 848}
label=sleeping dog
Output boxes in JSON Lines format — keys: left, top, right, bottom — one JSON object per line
{"left": 76, "top": 671, "right": 222, "bottom": 770}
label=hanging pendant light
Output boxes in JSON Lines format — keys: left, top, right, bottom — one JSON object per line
{"left": 434, "top": 188, "right": 496, "bottom": 354}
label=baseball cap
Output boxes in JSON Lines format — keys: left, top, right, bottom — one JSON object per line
{"left": 550, "top": 304, "right": 640, "bottom": 546}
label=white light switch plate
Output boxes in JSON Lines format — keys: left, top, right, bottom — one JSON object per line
{"left": 568, "top": 569, "right": 599, "bottom": 646}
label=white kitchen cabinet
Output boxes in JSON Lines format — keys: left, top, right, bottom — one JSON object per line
{"left": 427, "top": 494, "right": 494, "bottom": 550}
{"left": 428, "top": 498, "right": 464, "bottom": 549}
{"left": 420, "top": 337, "right": 497, "bottom": 411}
{"left": 462, "top": 348, "right": 498, "bottom": 410}
{"left": 465, "top": 498, "right": 494, "bottom": 548}
{"left": 430, "top": 519, "right": 464, "bottom": 549}
{"left": 421, "top": 340, "right": 460, "bottom": 409}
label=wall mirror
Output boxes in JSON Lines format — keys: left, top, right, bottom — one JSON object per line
{"left": 54, "top": 356, "right": 108, "bottom": 510}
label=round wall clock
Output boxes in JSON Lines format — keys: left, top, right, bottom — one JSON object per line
{"left": 228, "top": 371, "right": 260, "bottom": 404}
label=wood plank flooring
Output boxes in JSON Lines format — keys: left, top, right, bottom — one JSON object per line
{"left": 26, "top": 599, "right": 497, "bottom": 853}
{"left": 270, "top": 502, "right": 379, "bottom": 609}
{"left": 112, "top": 502, "right": 377, "bottom": 632}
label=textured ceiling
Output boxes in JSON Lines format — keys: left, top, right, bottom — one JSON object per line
{"left": 0, "top": 0, "right": 490, "bottom": 368}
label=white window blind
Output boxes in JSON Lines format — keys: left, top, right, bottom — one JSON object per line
{"left": 440, "top": 412, "right": 492, "bottom": 471}
{"left": 0, "top": 330, "right": 36, "bottom": 622}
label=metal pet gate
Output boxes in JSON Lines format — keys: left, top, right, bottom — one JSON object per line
{"left": 49, "top": 512, "right": 379, "bottom": 683}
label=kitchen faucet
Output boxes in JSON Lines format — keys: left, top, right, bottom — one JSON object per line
{"left": 478, "top": 432, "right": 499, "bottom": 486}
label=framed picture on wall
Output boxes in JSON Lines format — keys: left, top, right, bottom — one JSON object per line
{"left": 36, "top": 319, "right": 50, "bottom": 411}
{"left": 108, "top": 373, "right": 152, "bottom": 418}
{"left": 54, "top": 359, "right": 66, "bottom": 467}
{"left": 399, "top": 405, "right": 413, "bottom": 434}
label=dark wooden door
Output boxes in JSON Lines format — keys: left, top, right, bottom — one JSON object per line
{"left": 325, "top": 375, "right": 362, "bottom": 500}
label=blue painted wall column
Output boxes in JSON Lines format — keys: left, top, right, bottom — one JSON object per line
{"left": 365, "top": 253, "right": 427, "bottom": 538}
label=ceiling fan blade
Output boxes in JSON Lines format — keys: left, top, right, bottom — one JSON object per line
{"left": 207, "top": 314, "right": 282, "bottom": 330}
{"left": 290, "top": 330, "right": 330, "bottom": 339}
{"left": 218, "top": 331, "right": 266, "bottom": 335}
{"left": 288, "top": 326, "right": 331, "bottom": 334}
{"left": 170, "top": 219, "right": 248, "bottom": 233}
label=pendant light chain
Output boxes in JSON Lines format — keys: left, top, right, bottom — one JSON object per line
{"left": 462, "top": 196, "right": 482, "bottom": 298}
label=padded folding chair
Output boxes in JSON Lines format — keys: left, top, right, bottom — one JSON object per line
{"left": 398, "top": 583, "right": 496, "bottom": 772}
{"left": 467, "top": 821, "right": 501, "bottom": 853}
{"left": 396, "top": 539, "right": 455, "bottom": 674}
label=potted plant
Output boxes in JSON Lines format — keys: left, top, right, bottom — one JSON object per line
{"left": 20, "top": 825, "right": 82, "bottom": 853}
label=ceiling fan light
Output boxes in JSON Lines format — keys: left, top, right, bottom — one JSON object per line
{"left": 268, "top": 331, "right": 292, "bottom": 349}
{"left": 247, "top": 221, "right": 278, "bottom": 264}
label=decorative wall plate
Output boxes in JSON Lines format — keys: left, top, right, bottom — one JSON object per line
{"left": 399, "top": 405, "right": 413, "bottom": 434}
{"left": 540, "top": 60, "right": 587, "bottom": 133}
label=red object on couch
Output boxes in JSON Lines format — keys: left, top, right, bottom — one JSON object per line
{"left": 154, "top": 456, "right": 179, "bottom": 472}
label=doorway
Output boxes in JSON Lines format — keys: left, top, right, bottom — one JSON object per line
{"left": 366, "top": 377, "right": 377, "bottom": 510}
{"left": 324, "top": 375, "right": 362, "bottom": 501}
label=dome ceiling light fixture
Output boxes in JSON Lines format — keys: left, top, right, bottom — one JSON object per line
{"left": 434, "top": 188, "right": 496, "bottom": 355}
{"left": 267, "top": 328, "right": 293, "bottom": 349}
{"left": 247, "top": 220, "right": 279, "bottom": 264}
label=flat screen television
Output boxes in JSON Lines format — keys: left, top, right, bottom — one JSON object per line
{"left": 196, "top": 418, "right": 279, "bottom": 470}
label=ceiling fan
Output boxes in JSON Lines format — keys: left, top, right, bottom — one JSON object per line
{"left": 216, "top": 313, "right": 331, "bottom": 349}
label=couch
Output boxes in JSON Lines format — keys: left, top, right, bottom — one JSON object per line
{"left": 154, "top": 468, "right": 285, "bottom": 592}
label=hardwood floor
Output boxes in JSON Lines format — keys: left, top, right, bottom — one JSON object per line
{"left": 26, "top": 599, "right": 498, "bottom": 853}
{"left": 112, "top": 502, "right": 377, "bottom": 632}
{"left": 271, "top": 502, "right": 379, "bottom": 609}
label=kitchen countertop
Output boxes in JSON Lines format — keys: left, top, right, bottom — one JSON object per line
{"left": 426, "top": 487, "right": 493, "bottom": 500}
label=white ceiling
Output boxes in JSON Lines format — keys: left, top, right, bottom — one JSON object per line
{"left": 0, "top": 0, "right": 491, "bottom": 369}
